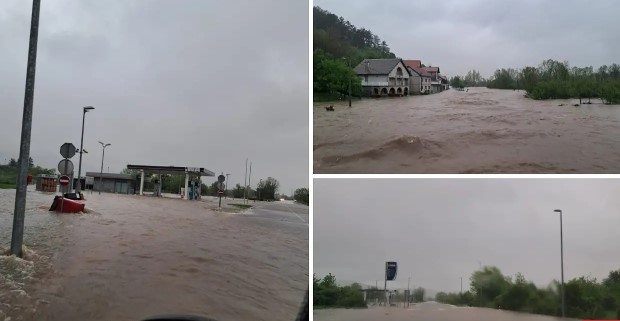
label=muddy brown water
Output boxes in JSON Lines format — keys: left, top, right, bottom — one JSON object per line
{"left": 313, "top": 88, "right": 620, "bottom": 173}
{"left": 1, "top": 188, "right": 308, "bottom": 321}
{"left": 314, "top": 302, "right": 578, "bottom": 321}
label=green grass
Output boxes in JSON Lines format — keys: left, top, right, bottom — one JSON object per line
{"left": 0, "top": 182, "right": 15, "bottom": 189}
{"left": 229, "top": 204, "right": 252, "bottom": 209}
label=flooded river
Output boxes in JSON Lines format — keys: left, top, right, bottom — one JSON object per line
{"left": 0, "top": 188, "right": 308, "bottom": 321}
{"left": 313, "top": 88, "right": 620, "bottom": 173}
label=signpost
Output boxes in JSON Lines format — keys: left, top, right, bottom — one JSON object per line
{"left": 60, "top": 142, "right": 76, "bottom": 159}
{"left": 59, "top": 175, "right": 70, "bottom": 212}
{"left": 57, "top": 143, "right": 76, "bottom": 212}
{"left": 385, "top": 261, "right": 398, "bottom": 306}
{"left": 217, "top": 174, "right": 225, "bottom": 207}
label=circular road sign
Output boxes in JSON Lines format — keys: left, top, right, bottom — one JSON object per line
{"left": 57, "top": 159, "right": 74, "bottom": 175}
{"left": 59, "top": 175, "right": 70, "bottom": 186}
{"left": 60, "top": 142, "right": 77, "bottom": 159}
{"left": 218, "top": 174, "right": 225, "bottom": 183}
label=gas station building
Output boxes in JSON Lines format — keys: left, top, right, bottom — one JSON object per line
{"left": 127, "top": 164, "right": 215, "bottom": 200}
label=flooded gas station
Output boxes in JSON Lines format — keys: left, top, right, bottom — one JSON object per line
{"left": 0, "top": 186, "right": 309, "bottom": 321}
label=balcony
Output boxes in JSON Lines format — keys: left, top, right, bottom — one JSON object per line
{"left": 362, "top": 81, "right": 389, "bottom": 86}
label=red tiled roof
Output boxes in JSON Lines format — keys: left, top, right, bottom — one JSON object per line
{"left": 403, "top": 60, "right": 421, "bottom": 69}
{"left": 423, "top": 66, "right": 439, "bottom": 73}
{"left": 407, "top": 66, "right": 431, "bottom": 77}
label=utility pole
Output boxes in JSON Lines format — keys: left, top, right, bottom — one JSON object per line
{"left": 225, "top": 173, "right": 230, "bottom": 199}
{"left": 11, "top": 0, "right": 42, "bottom": 258}
{"left": 248, "top": 162, "right": 252, "bottom": 201}
{"left": 243, "top": 158, "right": 248, "bottom": 204}
{"left": 343, "top": 57, "right": 352, "bottom": 107}
{"left": 460, "top": 277, "right": 463, "bottom": 295}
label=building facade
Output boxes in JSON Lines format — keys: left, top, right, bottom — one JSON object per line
{"left": 354, "top": 59, "right": 411, "bottom": 97}
{"left": 86, "top": 172, "right": 137, "bottom": 194}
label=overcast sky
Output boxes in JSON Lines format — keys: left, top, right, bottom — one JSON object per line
{"left": 314, "top": 179, "right": 620, "bottom": 294}
{"left": 314, "top": 0, "right": 620, "bottom": 78}
{"left": 0, "top": 0, "right": 308, "bottom": 193}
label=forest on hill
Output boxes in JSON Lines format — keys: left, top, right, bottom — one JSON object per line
{"left": 313, "top": 6, "right": 397, "bottom": 101}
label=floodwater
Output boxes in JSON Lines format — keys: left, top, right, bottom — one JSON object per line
{"left": 314, "top": 302, "right": 577, "bottom": 321}
{"left": 0, "top": 188, "right": 308, "bottom": 321}
{"left": 313, "top": 88, "right": 620, "bottom": 173}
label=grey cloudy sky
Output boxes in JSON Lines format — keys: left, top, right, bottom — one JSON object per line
{"left": 0, "top": 0, "right": 308, "bottom": 193}
{"left": 314, "top": 0, "right": 620, "bottom": 78}
{"left": 314, "top": 179, "right": 620, "bottom": 294}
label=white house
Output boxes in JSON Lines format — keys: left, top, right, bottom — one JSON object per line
{"left": 354, "top": 58, "right": 411, "bottom": 97}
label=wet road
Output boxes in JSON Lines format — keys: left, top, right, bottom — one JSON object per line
{"left": 1, "top": 189, "right": 308, "bottom": 321}
{"left": 314, "top": 88, "right": 620, "bottom": 173}
{"left": 314, "top": 301, "right": 577, "bottom": 321}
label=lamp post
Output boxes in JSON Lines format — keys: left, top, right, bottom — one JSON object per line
{"left": 554, "top": 209, "right": 565, "bottom": 318}
{"left": 76, "top": 106, "right": 94, "bottom": 193}
{"left": 98, "top": 141, "right": 111, "bottom": 195}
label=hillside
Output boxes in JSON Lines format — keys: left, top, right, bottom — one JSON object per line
{"left": 313, "top": 6, "right": 397, "bottom": 100}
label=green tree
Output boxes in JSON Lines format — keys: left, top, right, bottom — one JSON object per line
{"left": 256, "top": 177, "right": 279, "bottom": 201}
{"left": 9, "top": 158, "right": 17, "bottom": 167}
{"left": 294, "top": 187, "right": 309, "bottom": 205}
{"left": 232, "top": 184, "right": 245, "bottom": 198}
{"left": 470, "top": 266, "right": 511, "bottom": 307}
{"left": 412, "top": 287, "right": 425, "bottom": 302}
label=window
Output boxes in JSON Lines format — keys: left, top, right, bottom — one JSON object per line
{"left": 396, "top": 67, "right": 403, "bottom": 76}
{"left": 364, "top": 75, "right": 368, "bottom": 82}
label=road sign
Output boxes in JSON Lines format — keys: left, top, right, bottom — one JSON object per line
{"left": 57, "top": 159, "right": 74, "bottom": 175}
{"left": 217, "top": 182, "right": 224, "bottom": 190}
{"left": 60, "top": 143, "right": 76, "bottom": 159}
{"left": 386, "top": 261, "right": 398, "bottom": 281}
{"left": 218, "top": 174, "right": 225, "bottom": 183}
{"left": 59, "top": 175, "right": 70, "bottom": 186}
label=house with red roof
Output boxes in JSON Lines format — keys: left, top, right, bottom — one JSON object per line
{"left": 403, "top": 60, "right": 431, "bottom": 94}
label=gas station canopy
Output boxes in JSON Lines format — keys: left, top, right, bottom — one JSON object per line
{"left": 127, "top": 164, "right": 215, "bottom": 176}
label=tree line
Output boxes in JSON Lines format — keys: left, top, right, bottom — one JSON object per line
{"left": 434, "top": 265, "right": 620, "bottom": 320}
{"left": 1, "top": 157, "right": 55, "bottom": 189}
{"left": 120, "top": 168, "right": 309, "bottom": 204}
{"left": 313, "top": 273, "right": 366, "bottom": 308}
{"left": 486, "top": 59, "right": 620, "bottom": 104}
{"left": 313, "top": 6, "right": 396, "bottom": 101}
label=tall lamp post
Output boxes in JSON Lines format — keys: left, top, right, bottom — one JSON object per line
{"left": 98, "top": 141, "right": 111, "bottom": 195}
{"left": 75, "top": 106, "right": 94, "bottom": 193}
{"left": 554, "top": 209, "right": 565, "bottom": 318}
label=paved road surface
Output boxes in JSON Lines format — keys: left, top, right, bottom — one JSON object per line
{"left": 243, "top": 200, "right": 309, "bottom": 225}
{"left": 314, "top": 302, "right": 578, "bottom": 321}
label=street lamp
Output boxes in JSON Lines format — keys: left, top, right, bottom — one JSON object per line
{"left": 76, "top": 106, "right": 94, "bottom": 193}
{"left": 554, "top": 209, "right": 565, "bottom": 318}
{"left": 98, "top": 141, "right": 111, "bottom": 195}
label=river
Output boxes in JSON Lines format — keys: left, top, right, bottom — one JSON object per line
{"left": 0, "top": 188, "right": 308, "bottom": 321}
{"left": 313, "top": 88, "right": 620, "bottom": 173}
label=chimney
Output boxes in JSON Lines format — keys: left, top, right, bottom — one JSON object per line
{"left": 365, "top": 61, "right": 370, "bottom": 73}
